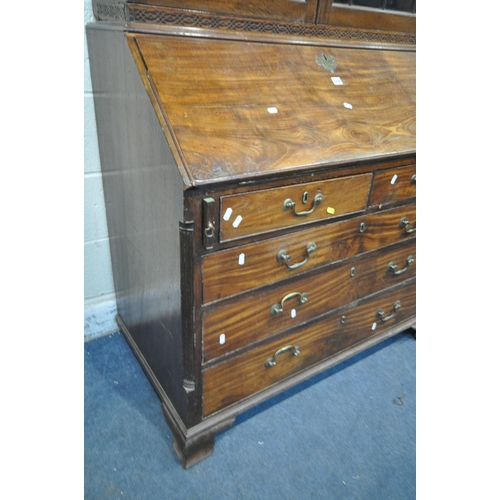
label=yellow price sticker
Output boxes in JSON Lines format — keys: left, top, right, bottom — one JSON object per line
{"left": 327, "top": 207, "right": 335, "bottom": 215}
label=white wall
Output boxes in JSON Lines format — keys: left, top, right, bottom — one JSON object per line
{"left": 84, "top": 0, "right": 118, "bottom": 340}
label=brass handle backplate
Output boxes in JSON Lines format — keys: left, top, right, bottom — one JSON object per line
{"left": 388, "top": 255, "right": 414, "bottom": 275}
{"left": 400, "top": 216, "right": 416, "bottom": 234}
{"left": 270, "top": 292, "right": 308, "bottom": 315}
{"left": 376, "top": 300, "right": 402, "bottom": 322}
{"left": 277, "top": 242, "right": 317, "bottom": 270}
{"left": 265, "top": 345, "right": 301, "bottom": 368}
{"left": 284, "top": 192, "right": 323, "bottom": 216}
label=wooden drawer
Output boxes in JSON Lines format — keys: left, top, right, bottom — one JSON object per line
{"left": 203, "top": 203, "right": 416, "bottom": 304}
{"left": 368, "top": 165, "right": 416, "bottom": 207}
{"left": 202, "top": 280, "right": 416, "bottom": 416}
{"left": 220, "top": 174, "right": 372, "bottom": 242}
{"left": 203, "top": 240, "right": 416, "bottom": 362}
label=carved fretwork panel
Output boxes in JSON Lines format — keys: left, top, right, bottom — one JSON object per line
{"left": 128, "top": 5, "right": 415, "bottom": 45}
{"left": 93, "top": 0, "right": 416, "bottom": 42}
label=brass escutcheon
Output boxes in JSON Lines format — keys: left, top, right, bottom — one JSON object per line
{"left": 315, "top": 53, "right": 338, "bottom": 73}
{"left": 284, "top": 192, "right": 323, "bottom": 216}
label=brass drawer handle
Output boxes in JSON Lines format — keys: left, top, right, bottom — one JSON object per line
{"left": 204, "top": 221, "right": 215, "bottom": 239}
{"left": 277, "top": 242, "right": 317, "bottom": 270}
{"left": 376, "top": 300, "right": 402, "bottom": 322}
{"left": 265, "top": 345, "right": 301, "bottom": 368}
{"left": 388, "top": 255, "right": 414, "bottom": 275}
{"left": 270, "top": 292, "right": 308, "bottom": 315}
{"left": 400, "top": 216, "right": 416, "bottom": 234}
{"left": 283, "top": 192, "right": 323, "bottom": 216}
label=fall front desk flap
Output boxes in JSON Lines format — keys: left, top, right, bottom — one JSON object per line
{"left": 128, "top": 33, "right": 415, "bottom": 186}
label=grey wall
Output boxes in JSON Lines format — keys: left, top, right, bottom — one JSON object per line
{"left": 84, "top": 0, "right": 118, "bottom": 340}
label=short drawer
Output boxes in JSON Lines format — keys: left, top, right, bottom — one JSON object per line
{"left": 202, "top": 280, "right": 416, "bottom": 416}
{"left": 219, "top": 174, "right": 372, "bottom": 242}
{"left": 368, "top": 165, "right": 416, "bottom": 207}
{"left": 203, "top": 203, "right": 416, "bottom": 304}
{"left": 203, "top": 239, "right": 416, "bottom": 362}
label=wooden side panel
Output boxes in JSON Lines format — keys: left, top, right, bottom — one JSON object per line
{"left": 86, "top": 24, "right": 188, "bottom": 422}
{"left": 203, "top": 279, "right": 416, "bottom": 416}
{"left": 130, "top": 0, "right": 319, "bottom": 23}
{"left": 203, "top": 239, "right": 415, "bottom": 361}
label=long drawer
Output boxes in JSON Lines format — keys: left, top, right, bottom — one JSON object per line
{"left": 203, "top": 239, "right": 415, "bottom": 362}
{"left": 219, "top": 173, "right": 372, "bottom": 241}
{"left": 203, "top": 203, "right": 416, "bottom": 304}
{"left": 202, "top": 280, "right": 416, "bottom": 416}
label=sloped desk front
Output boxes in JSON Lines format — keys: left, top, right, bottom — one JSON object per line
{"left": 87, "top": 26, "right": 416, "bottom": 467}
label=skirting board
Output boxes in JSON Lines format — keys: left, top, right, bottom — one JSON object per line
{"left": 84, "top": 294, "right": 119, "bottom": 341}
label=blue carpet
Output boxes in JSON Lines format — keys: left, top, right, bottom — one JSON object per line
{"left": 85, "top": 330, "right": 415, "bottom": 499}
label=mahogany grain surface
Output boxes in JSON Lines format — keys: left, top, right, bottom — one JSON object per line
{"left": 130, "top": 33, "right": 415, "bottom": 185}
{"left": 203, "top": 239, "right": 416, "bottom": 362}
{"left": 89, "top": 8, "right": 416, "bottom": 466}
{"left": 220, "top": 173, "right": 371, "bottom": 241}
{"left": 203, "top": 202, "right": 416, "bottom": 303}
{"left": 369, "top": 164, "right": 416, "bottom": 206}
{"left": 202, "top": 279, "right": 416, "bottom": 416}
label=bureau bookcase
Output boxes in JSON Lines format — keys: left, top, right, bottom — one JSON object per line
{"left": 87, "top": 0, "right": 416, "bottom": 467}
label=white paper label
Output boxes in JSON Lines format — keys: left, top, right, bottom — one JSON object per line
{"left": 223, "top": 208, "right": 233, "bottom": 221}
{"left": 391, "top": 174, "right": 398, "bottom": 185}
{"left": 343, "top": 102, "right": 353, "bottom": 109}
{"left": 233, "top": 215, "right": 243, "bottom": 228}
{"left": 372, "top": 322, "right": 377, "bottom": 331}
{"left": 238, "top": 253, "right": 245, "bottom": 265}
{"left": 267, "top": 107, "right": 278, "bottom": 114}
{"left": 331, "top": 76, "right": 343, "bottom": 85}
{"left": 219, "top": 334, "right": 226, "bottom": 345}
{"left": 291, "top": 309, "right": 297, "bottom": 319}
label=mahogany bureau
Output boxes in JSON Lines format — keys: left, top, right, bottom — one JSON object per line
{"left": 87, "top": 0, "right": 416, "bottom": 468}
